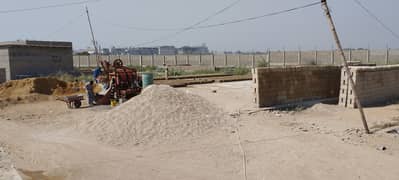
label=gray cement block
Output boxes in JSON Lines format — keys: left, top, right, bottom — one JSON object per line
{"left": 253, "top": 66, "right": 341, "bottom": 107}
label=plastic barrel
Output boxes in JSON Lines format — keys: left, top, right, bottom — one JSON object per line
{"left": 110, "top": 99, "right": 117, "bottom": 107}
{"left": 141, "top": 72, "right": 154, "bottom": 88}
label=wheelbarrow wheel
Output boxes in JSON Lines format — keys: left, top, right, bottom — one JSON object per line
{"left": 73, "top": 100, "right": 82, "bottom": 108}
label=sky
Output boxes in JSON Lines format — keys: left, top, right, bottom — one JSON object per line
{"left": 0, "top": 0, "right": 398, "bottom": 51}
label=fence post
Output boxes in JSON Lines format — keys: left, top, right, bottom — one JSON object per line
{"left": 128, "top": 54, "right": 132, "bottom": 66}
{"left": 315, "top": 49, "right": 318, "bottom": 65}
{"left": 283, "top": 49, "right": 286, "bottom": 67}
{"left": 297, "top": 49, "right": 301, "bottom": 65}
{"left": 237, "top": 54, "right": 241, "bottom": 67}
{"left": 267, "top": 50, "right": 271, "bottom": 67}
{"left": 331, "top": 49, "right": 335, "bottom": 65}
{"left": 199, "top": 54, "right": 202, "bottom": 65}
{"left": 88, "top": 55, "right": 91, "bottom": 67}
{"left": 139, "top": 55, "right": 143, "bottom": 68}
{"left": 252, "top": 54, "right": 256, "bottom": 68}
{"left": 224, "top": 54, "right": 228, "bottom": 66}
{"left": 212, "top": 54, "right": 215, "bottom": 67}
{"left": 366, "top": 49, "right": 370, "bottom": 63}
{"left": 108, "top": 55, "right": 111, "bottom": 62}
{"left": 186, "top": 55, "right": 190, "bottom": 65}
{"left": 78, "top": 55, "right": 81, "bottom": 68}
{"left": 151, "top": 55, "right": 155, "bottom": 66}
{"left": 349, "top": 49, "right": 352, "bottom": 62}
{"left": 174, "top": 55, "right": 178, "bottom": 65}
{"left": 386, "top": 47, "right": 389, "bottom": 65}
{"left": 163, "top": 55, "right": 166, "bottom": 65}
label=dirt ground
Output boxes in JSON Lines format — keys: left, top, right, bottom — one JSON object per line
{"left": 1, "top": 81, "right": 399, "bottom": 180}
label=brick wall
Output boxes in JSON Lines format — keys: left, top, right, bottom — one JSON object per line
{"left": 339, "top": 65, "right": 399, "bottom": 108}
{"left": 253, "top": 66, "right": 341, "bottom": 107}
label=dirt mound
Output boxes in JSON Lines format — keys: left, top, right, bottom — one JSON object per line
{"left": 306, "top": 103, "right": 344, "bottom": 114}
{"left": 0, "top": 78, "right": 84, "bottom": 108}
{"left": 0, "top": 78, "right": 66, "bottom": 97}
{"left": 79, "top": 85, "right": 226, "bottom": 146}
{"left": 0, "top": 77, "right": 85, "bottom": 97}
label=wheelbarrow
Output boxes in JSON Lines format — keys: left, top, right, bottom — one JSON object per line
{"left": 57, "top": 95, "right": 84, "bottom": 109}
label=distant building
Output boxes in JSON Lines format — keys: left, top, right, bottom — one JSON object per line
{"left": 111, "top": 47, "right": 128, "bottom": 55}
{"left": 101, "top": 48, "right": 110, "bottom": 55}
{"left": 128, "top": 47, "right": 158, "bottom": 55}
{"left": 178, "top": 45, "right": 209, "bottom": 55}
{"left": 158, "top": 46, "right": 177, "bottom": 55}
{"left": 0, "top": 40, "right": 73, "bottom": 83}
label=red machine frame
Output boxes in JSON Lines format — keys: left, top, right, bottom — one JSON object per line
{"left": 96, "top": 59, "right": 142, "bottom": 105}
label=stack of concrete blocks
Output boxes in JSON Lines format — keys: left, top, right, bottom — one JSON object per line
{"left": 339, "top": 65, "right": 399, "bottom": 108}
{"left": 253, "top": 66, "right": 341, "bottom": 107}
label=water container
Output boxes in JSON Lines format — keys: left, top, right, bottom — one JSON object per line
{"left": 141, "top": 72, "right": 154, "bottom": 88}
{"left": 110, "top": 99, "right": 118, "bottom": 107}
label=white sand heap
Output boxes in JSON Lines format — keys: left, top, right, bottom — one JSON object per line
{"left": 0, "top": 147, "right": 23, "bottom": 180}
{"left": 80, "top": 85, "right": 226, "bottom": 146}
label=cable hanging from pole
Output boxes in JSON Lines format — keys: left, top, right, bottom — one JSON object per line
{"left": 194, "top": 1, "right": 321, "bottom": 29}
{"left": 134, "top": 1, "right": 321, "bottom": 46}
{"left": 0, "top": 0, "right": 100, "bottom": 14}
{"left": 109, "top": 1, "right": 321, "bottom": 33}
{"left": 46, "top": 12, "right": 86, "bottom": 39}
{"left": 353, "top": 0, "right": 399, "bottom": 40}
{"left": 134, "top": 0, "right": 242, "bottom": 46}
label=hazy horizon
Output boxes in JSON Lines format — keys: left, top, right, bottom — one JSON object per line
{"left": 1, "top": 0, "right": 398, "bottom": 51}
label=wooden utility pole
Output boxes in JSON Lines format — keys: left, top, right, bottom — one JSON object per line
{"left": 86, "top": 6, "right": 100, "bottom": 67}
{"left": 321, "top": 0, "right": 370, "bottom": 134}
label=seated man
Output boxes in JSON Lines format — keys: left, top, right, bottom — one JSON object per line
{"left": 85, "top": 81, "right": 95, "bottom": 106}
{"left": 93, "top": 67, "right": 102, "bottom": 83}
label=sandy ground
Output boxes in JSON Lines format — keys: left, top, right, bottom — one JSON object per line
{"left": 1, "top": 81, "right": 399, "bottom": 180}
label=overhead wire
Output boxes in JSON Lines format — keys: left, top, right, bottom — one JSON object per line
{"left": 0, "top": 0, "right": 100, "bottom": 14}
{"left": 133, "top": 0, "right": 242, "bottom": 46}
{"left": 353, "top": 0, "right": 399, "bottom": 40}
{"left": 103, "top": 21, "right": 179, "bottom": 32}
{"left": 45, "top": 12, "right": 86, "bottom": 39}
{"left": 133, "top": 1, "right": 321, "bottom": 46}
{"left": 194, "top": 1, "right": 321, "bottom": 29}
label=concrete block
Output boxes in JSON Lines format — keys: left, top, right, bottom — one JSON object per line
{"left": 340, "top": 65, "right": 399, "bottom": 108}
{"left": 253, "top": 66, "right": 341, "bottom": 107}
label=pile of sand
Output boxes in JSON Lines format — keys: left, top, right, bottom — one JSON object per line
{"left": 80, "top": 85, "right": 226, "bottom": 146}
{"left": 0, "top": 147, "right": 22, "bottom": 180}
{"left": 306, "top": 103, "right": 344, "bottom": 114}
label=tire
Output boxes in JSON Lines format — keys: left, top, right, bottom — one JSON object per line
{"left": 74, "top": 100, "right": 82, "bottom": 108}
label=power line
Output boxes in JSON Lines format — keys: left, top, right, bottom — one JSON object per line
{"left": 194, "top": 1, "right": 321, "bottom": 29}
{"left": 106, "top": 1, "right": 321, "bottom": 33}
{"left": 353, "top": 0, "right": 399, "bottom": 40}
{"left": 0, "top": 0, "right": 100, "bottom": 14}
{"left": 103, "top": 21, "right": 178, "bottom": 32}
{"left": 134, "top": 1, "right": 321, "bottom": 46}
{"left": 46, "top": 12, "right": 86, "bottom": 39}
{"left": 183, "top": 0, "right": 242, "bottom": 30}
{"left": 134, "top": 0, "right": 242, "bottom": 46}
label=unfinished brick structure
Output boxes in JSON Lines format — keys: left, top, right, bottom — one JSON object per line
{"left": 253, "top": 66, "right": 341, "bottom": 107}
{"left": 339, "top": 65, "right": 399, "bottom": 108}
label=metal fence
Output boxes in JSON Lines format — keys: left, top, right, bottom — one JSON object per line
{"left": 73, "top": 49, "right": 399, "bottom": 68}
